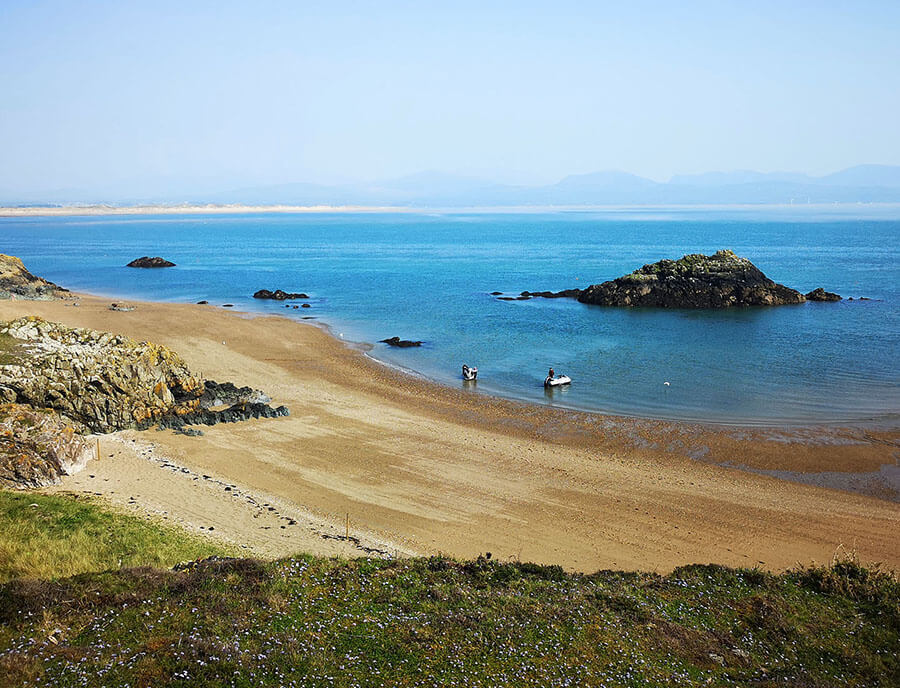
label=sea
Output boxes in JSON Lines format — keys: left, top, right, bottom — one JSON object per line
{"left": 2, "top": 206, "right": 898, "bottom": 427}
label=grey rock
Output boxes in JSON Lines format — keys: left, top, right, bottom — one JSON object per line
{"left": 380, "top": 336, "right": 423, "bottom": 348}
{"left": 126, "top": 256, "right": 175, "bottom": 268}
{"left": 805, "top": 287, "right": 842, "bottom": 302}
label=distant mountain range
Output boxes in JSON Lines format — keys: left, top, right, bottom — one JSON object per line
{"left": 4, "top": 164, "right": 900, "bottom": 207}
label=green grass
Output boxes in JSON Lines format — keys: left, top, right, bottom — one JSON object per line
{"left": 0, "top": 493, "right": 897, "bottom": 687}
{"left": 0, "top": 490, "right": 232, "bottom": 583}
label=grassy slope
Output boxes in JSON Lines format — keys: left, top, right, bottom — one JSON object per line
{"left": 0, "top": 491, "right": 231, "bottom": 582}
{"left": 0, "top": 492, "right": 897, "bottom": 687}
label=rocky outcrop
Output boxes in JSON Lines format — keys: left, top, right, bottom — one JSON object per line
{"left": 380, "top": 337, "right": 423, "bottom": 348}
{"left": 0, "top": 254, "right": 65, "bottom": 300}
{"left": 0, "top": 317, "right": 291, "bottom": 436}
{"left": 0, "top": 404, "right": 90, "bottom": 488}
{"left": 805, "top": 288, "right": 842, "bottom": 302}
{"left": 126, "top": 257, "right": 175, "bottom": 268}
{"left": 0, "top": 317, "right": 206, "bottom": 433}
{"left": 253, "top": 289, "right": 309, "bottom": 300}
{"left": 577, "top": 250, "right": 807, "bottom": 308}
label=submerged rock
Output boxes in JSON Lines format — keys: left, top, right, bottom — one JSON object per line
{"left": 0, "top": 254, "right": 66, "bottom": 300}
{"left": 380, "top": 336, "right": 423, "bottom": 348}
{"left": 126, "top": 256, "right": 175, "bottom": 268}
{"left": 805, "top": 287, "right": 842, "bottom": 302}
{"left": 577, "top": 250, "right": 807, "bottom": 308}
{"left": 253, "top": 289, "right": 309, "bottom": 300}
{"left": 520, "top": 288, "right": 583, "bottom": 299}
{"left": 0, "top": 403, "right": 91, "bottom": 488}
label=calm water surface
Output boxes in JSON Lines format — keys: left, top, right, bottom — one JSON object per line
{"left": 2, "top": 207, "right": 898, "bottom": 426}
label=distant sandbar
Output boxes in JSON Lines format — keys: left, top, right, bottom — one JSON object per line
{"left": 0, "top": 204, "right": 414, "bottom": 217}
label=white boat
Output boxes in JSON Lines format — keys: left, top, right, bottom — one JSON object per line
{"left": 544, "top": 374, "right": 571, "bottom": 387}
{"left": 462, "top": 364, "right": 478, "bottom": 381}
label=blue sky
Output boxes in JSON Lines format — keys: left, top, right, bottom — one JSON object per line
{"left": 1, "top": 1, "right": 898, "bottom": 195}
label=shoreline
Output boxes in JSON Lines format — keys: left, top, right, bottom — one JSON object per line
{"left": 75, "top": 289, "right": 898, "bottom": 431}
{"left": 1, "top": 291, "right": 898, "bottom": 572}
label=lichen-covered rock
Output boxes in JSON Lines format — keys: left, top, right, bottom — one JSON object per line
{"left": 0, "top": 254, "right": 65, "bottom": 300}
{"left": 577, "top": 250, "right": 806, "bottom": 308}
{"left": 0, "top": 317, "right": 206, "bottom": 433}
{"left": 0, "top": 403, "right": 91, "bottom": 488}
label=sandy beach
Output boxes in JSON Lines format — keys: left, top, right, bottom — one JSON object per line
{"left": 2, "top": 293, "right": 897, "bottom": 573}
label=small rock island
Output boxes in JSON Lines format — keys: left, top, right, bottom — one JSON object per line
{"left": 515, "top": 250, "right": 841, "bottom": 309}
{"left": 253, "top": 289, "right": 309, "bottom": 300}
{"left": 126, "top": 256, "right": 175, "bottom": 268}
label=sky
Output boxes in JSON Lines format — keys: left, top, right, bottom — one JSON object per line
{"left": 1, "top": 0, "right": 899, "bottom": 197}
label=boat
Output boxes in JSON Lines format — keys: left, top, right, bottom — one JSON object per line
{"left": 544, "top": 374, "right": 571, "bottom": 387}
{"left": 462, "top": 364, "right": 478, "bottom": 381}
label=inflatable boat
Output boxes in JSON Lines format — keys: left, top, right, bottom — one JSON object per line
{"left": 544, "top": 374, "right": 571, "bottom": 387}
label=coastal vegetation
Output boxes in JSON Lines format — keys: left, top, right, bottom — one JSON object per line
{"left": 0, "top": 491, "right": 229, "bottom": 583}
{"left": 0, "top": 491, "right": 897, "bottom": 687}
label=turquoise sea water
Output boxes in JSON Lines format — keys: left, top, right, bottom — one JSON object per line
{"left": 2, "top": 207, "right": 898, "bottom": 426}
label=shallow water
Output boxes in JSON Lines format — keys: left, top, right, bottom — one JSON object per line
{"left": 2, "top": 206, "right": 898, "bottom": 426}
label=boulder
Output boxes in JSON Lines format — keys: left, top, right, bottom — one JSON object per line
{"left": 805, "top": 287, "right": 842, "bottom": 302}
{"left": 0, "top": 403, "right": 91, "bottom": 488}
{"left": 126, "top": 257, "right": 175, "bottom": 268}
{"left": 577, "top": 250, "right": 807, "bottom": 308}
{"left": 0, "top": 254, "right": 65, "bottom": 300}
{"left": 380, "top": 336, "right": 423, "bottom": 348}
{"left": 253, "top": 289, "right": 309, "bottom": 300}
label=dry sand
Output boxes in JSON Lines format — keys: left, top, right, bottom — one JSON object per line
{"left": 2, "top": 294, "right": 898, "bottom": 573}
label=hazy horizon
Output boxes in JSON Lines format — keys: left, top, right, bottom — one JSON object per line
{"left": 2, "top": 1, "right": 899, "bottom": 199}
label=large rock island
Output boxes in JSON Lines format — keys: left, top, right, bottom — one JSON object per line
{"left": 576, "top": 250, "right": 817, "bottom": 308}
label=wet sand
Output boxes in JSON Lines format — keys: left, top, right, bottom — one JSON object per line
{"left": 2, "top": 294, "right": 898, "bottom": 572}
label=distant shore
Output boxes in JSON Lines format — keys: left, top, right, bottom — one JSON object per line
{"left": 1, "top": 291, "right": 897, "bottom": 572}
{"left": 4, "top": 202, "right": 900, "bottom": 218}
{"left": 0, "top": 204, "right": 415, "bottom": 217}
